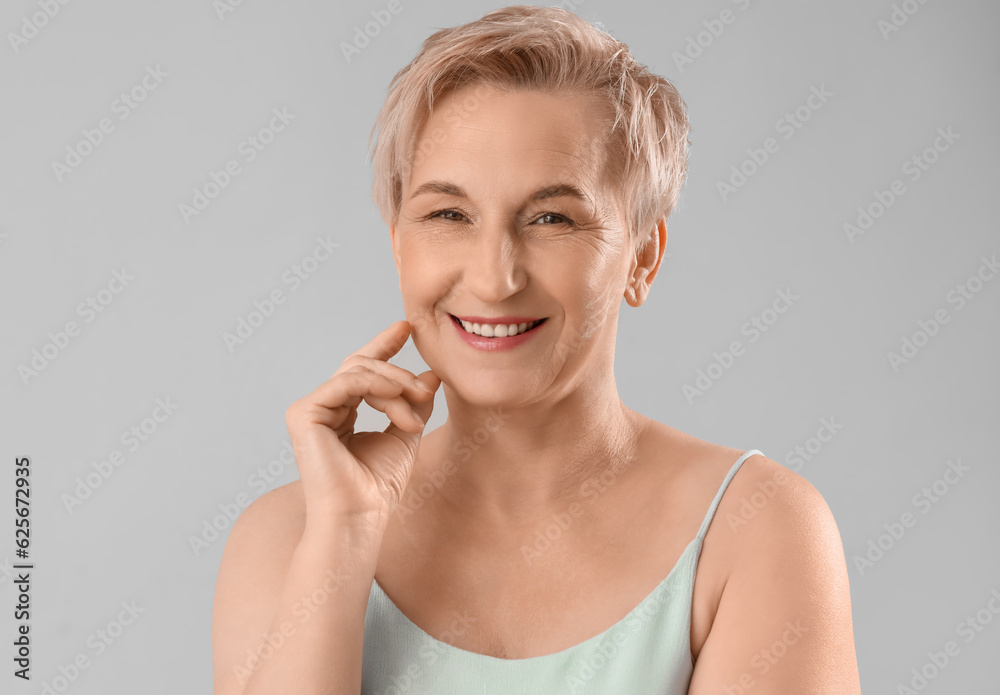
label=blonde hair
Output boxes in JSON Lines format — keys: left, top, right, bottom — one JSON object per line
{"left": 368, "top": 5, "right": 690, "bottom": 253}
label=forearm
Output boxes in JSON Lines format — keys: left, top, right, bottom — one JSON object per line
{"left": 240, "top": 518, "right": 385, "bottom": 695}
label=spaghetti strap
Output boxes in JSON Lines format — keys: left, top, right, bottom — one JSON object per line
{"left": 695, "top": 449, "right": 765, "bottom": 542}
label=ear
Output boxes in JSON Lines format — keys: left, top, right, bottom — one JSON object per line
{"left": 625, "top": 216, "right": 667, "bottom": 307}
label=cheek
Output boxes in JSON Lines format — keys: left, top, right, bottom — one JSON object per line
{"left": 559, "top": 256, "right": 626, "bottom": 322}
{"left": 544, "top": 244, "right": 617, "bottom": 294}
{"left": 399, "top": 234, "right": 459, "bottom": 271}
{"left": 397, "top": 241, "right": 453, "bottom": 333}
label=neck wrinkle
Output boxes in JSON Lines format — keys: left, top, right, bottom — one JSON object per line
{"left": 429, "top": 387, "right": 644, "bottom": 530}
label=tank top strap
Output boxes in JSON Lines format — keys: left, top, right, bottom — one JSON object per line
{"left": 695, "top": 449, "right": 765, "bottom": 542}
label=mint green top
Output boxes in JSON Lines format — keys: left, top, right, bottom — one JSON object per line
{"left": 361, "top": 449, "right": 763, "bottom": 694}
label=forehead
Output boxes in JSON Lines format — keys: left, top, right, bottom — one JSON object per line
{"left": 408, "top": 86, "right": 612, "bottom": 198}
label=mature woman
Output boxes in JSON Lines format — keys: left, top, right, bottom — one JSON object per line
{"left": 213, "top": 6, "right": 861, "bottom": 694}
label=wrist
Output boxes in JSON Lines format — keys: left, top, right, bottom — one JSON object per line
{"left": 301, "top": 509, "right": 388, "bottom": 548}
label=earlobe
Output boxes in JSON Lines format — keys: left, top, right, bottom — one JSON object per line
{"left": 624, "top": 281, "right": 642, "bottom": 307}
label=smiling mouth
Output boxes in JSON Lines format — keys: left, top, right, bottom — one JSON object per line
{"left": 450, "top": 314, "right": 547, "bottom": 338}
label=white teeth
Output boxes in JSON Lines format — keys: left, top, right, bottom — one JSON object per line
{"left": 459, "top": 318, "right": 541, "bottom": 338}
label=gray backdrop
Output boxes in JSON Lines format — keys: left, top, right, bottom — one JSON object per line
{"left": 1, "top": 0, "right": 998, "bottom": 692}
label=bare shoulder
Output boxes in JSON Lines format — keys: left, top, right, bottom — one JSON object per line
{"left": 709, "top": 451, "right": 845, "bottom": 572}
{"left": 637, "top": 418, "right": 751, "bottom": 496}
{"left": 694, "top": 445, "right": 847, "bottom": 604}
{"left": 212, "top": 480, "right": 307, "bottom": 694}
{"left": 640, "top": 419, "right": 833, "bottom": 544}
{"left": 688, "top": 449, "right": 861, "bottom": 693}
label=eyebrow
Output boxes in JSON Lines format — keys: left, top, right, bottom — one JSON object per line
{"left": 408, "top": 181, "right": 591, "bottom": 204}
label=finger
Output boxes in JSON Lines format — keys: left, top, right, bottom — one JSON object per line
{"left": 301, "top": 369, "right": 406, "bottom": 415}
{"left": 413, "top": 369, "right": 442, "bottom": 394}
{"left": 302, "top": 368, "right": 424, "bottom": 434}
{"left": 299, "top": 398, "right": 358, "bottom": 438}
{"left": 407, "top": 370, "right": 441, "bottom": 429}
{"left": 382, "top": 371, "right": 439, "bottom": 445}
{"left": 350, "top": 320, "right": 411, "bottom": 363}
{"left": 334, "top": 366, "right": 433, "bottom": 424}
{"left": 365, "top": 394, "right": 426, "bottom": 434}
{"left": 339, "top": 355, "right": 436, "bottom": 401}
{"left": 312, "top": 389, "right": 424, "bottom": 435}
{"left": 383, "top": 393, "right": 435, "bottom": 446}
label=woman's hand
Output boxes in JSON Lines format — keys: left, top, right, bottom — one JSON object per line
{"left": 284, "top": 320, "right": 440, "bottom": 527}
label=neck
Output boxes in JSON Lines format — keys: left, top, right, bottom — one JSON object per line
{"left": 424, "top": 372, "right": 644, "bottom": 529}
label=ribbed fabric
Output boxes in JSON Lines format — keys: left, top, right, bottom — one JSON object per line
{"left": 361, "top": 449, "right": 764, "bottom": 694}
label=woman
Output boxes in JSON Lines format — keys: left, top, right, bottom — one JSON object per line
{"left": 213, "top": 6, "right": 862, "bottom": 694}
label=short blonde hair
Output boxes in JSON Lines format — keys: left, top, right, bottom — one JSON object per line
{"left": 368, "top": 5, "right": 690, "bottom": 253}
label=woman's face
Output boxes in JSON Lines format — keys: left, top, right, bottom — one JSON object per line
{"left": 391, "top": 84, "right": 646, "bottom": 408}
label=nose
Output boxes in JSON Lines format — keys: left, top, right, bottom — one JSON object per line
{"left": 464, "top": 218, "right": 526, "bottom": 303}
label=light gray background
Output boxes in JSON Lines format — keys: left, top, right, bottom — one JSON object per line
{"left": 1, "top": 0, "right": 998, "bottom": 692}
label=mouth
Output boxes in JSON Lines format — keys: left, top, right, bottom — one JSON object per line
{"left": 449, "top": 314, "right": 548, "bottom": 338}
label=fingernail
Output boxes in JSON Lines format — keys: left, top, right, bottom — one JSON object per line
{"left": 413, "top": 379, "right": 433, "bottom": 393}
{"left": 414, "top": 413, "right": 425, "bottom": 427}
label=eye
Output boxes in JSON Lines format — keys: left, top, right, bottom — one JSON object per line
{"left": 426, "top": 208, "right": 469, "bottom": 222}
{"left": 533, "top": 213, "right": 574, "bottom": 226}
{"left": 423, "top": 209, "right": 574, "bottom": 227}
